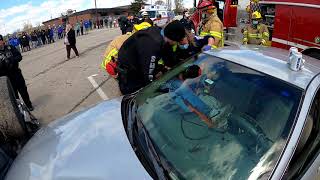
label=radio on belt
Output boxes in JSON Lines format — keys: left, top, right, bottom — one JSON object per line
{"left": 288, "top": 47, "right": 305, "bottom": 71}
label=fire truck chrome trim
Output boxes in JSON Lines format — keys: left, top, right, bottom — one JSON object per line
{"left": 272, "top": 37, "right": 309, "bottom": 49}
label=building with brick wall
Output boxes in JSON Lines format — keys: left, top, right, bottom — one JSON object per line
{"left": 42, "top": 5, "right": 132, "bottom": 27}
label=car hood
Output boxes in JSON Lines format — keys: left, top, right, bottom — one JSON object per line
{"left": 6, "top": 98, "right": 151, "bottom": 180}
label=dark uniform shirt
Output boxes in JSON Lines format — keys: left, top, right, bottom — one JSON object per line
{"left": 180, "top": 17, "right": 193, "bottom": 31}
{"left": 0, "top": 45, "right": 22, "bottom": 76}
{"left": 117, "top": 26, "right": 164, "bottom": 94}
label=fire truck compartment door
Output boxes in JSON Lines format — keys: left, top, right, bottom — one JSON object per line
{"left": 291, "top": 6, "right": 320, "bottom": 48}
{"left": 273, "top": 5, "right": 292, "bottom": 49}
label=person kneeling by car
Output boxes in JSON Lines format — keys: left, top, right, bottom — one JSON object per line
{"left": 0, "top": 34, "right": 33, "bottom": 111}
{"left": 117, "top": 20, "right": 189, "bottom": 95}
{"left": 101, "top": 21, "right": 153, "bottom": 79}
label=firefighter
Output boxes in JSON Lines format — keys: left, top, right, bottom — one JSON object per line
{"left": 0, "top": 34, "right": 33, "bottom": 111}
{"left": 243, "top": 11, "right": 270, "bottom": 46}
{"left": 101, "top": 22, "right": 152, "bottom": 78}
{"left": 117, "top": 20, "right": 187, "bottom": 95}
{"left": 198, "top": 2, "right": 224, "bottom": 50}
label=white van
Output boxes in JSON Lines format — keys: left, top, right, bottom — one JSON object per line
{"left": 139, "top": 5, "right": 174, "bottom": 27}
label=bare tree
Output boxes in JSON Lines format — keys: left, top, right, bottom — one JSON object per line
{"left": 167, "top": 0, "right": 172, "bottom": 10}
{"left": 22, "top": 22, "right": 33, "bottom": 32}
{"left": 131, "top": 0, "right": 147, "bottom": 14}
{"left": 174, "top": 0, "right": 184, "bottom": 14}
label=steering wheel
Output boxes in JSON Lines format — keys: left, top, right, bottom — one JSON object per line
{"left": 229, "top": 114, "right": 272, "bottom": 152}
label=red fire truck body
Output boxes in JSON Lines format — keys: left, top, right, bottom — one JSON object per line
{"left": 259, "top": 0, "right": 320, "bottom": 50}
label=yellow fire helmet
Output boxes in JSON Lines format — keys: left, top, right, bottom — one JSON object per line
{"left": 252, "top": 11, "right": 262, "bottom": 19}
{"left": 134, "top": 22, "right": 152, "bottom": 31}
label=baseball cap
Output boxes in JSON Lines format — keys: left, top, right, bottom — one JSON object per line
{"left": 164, "top": 20, "right": 186, "bottom": 42}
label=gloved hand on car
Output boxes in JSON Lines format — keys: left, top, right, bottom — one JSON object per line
{"left": 202, "top": 45, "right": 212, "bottom": 51}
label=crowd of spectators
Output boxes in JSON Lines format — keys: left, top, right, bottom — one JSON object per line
{"left": 5, "top": 17, "right": 116, "bottom": 53}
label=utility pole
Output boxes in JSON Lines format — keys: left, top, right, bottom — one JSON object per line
{"left": 95, "top": 0, "right": 99, "bottom": 29}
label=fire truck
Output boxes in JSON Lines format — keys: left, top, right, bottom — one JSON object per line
{"left": 190, "top": 0, "right": 238, "bottom": 34}
{"left": 259, "top": 0, "right": 320, "bottom": 51}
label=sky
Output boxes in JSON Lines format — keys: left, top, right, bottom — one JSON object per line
{"left": 0, "top": 0, "right": 248, "bottom": 35}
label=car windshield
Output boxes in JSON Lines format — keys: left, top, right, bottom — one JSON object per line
{"left": 135, "top": 54, "right": 303, "bottom": 179}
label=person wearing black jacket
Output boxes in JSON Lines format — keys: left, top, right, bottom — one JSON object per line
{"left": 64, "top": 24, "right": 79, "bottom": 59}
{"left": 117, "top": 20, "right": 188, "bottom": 95}
{"left": 41, "top": 29, "right": 47, "bottom": 45}
{"left": 0, "top": 35, "right": 33, "bottom": 111}
{"left": 118, "top": 16, "right": 129, "bottom": 35}
{"left": 180, "top": 11, "right": 194, "bottom": 33}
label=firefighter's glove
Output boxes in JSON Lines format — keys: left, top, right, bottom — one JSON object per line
{"left": 260, "top": 39, "right": 267, "bottom": 46}
{"left": 203, "top": 45, "right": 212, "bottom": 51}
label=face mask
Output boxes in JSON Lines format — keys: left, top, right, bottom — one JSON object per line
{"left": 179, "top": 44, "right": 189, "bottom": 50}
{"left": 252, "top": 20, "right": 259, "bottom": 25}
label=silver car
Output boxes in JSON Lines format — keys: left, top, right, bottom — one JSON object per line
{"left": 5, "top": 45, "right": 320, "bottom": 180}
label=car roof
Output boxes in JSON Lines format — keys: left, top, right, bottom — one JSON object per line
{"left": 205, "top": 45, "right": 320, "bottom": 90}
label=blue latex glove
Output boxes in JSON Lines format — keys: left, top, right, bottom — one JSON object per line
{"left": 202, "top": 45, "right": 212, "bottom": 51}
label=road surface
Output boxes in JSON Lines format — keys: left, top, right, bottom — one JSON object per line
{"left": 20, "top": 28, "right": 122, "bottom": 125}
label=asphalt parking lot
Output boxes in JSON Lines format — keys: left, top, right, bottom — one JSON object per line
{"left": 20, "top": 28, "right": 122, "bottom": 125}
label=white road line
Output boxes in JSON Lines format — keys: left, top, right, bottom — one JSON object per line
{"left": 87, "top": 74, "right": 109, "bottom": 100}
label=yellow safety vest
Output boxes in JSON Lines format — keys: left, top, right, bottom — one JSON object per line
{"left": 101, "top": 48, "right": 118, "bottom": 69}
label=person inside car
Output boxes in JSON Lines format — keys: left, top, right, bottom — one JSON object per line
{"left": 160, "top": 64, "right": 233, "bottom": 128}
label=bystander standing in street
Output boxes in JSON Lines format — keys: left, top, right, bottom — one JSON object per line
{"left": 41, "top": 29, "right": 47, "bottom": 45}
{"left": 84, "top": 20, "right": 90, "bottom": 34}
{"left": 46, "top": 27, "right": 51, "bottom": 44}
{"left": 104, "top": 17, "right": 109, "bottom": 28}
{"left": 36, "top": 30, "right": 42, "bottom": 47}
{"left": 49, "top": 26, "right": 54, "bottom": 43}
{"left": 80, "top": 20, "right": 84, "bottom": 35}
{"left": 64, "top": 24, "right": 79, "bottom": 59}
{"left": 58, "top": 25, "right": 63, "bottom": 39}
{"left": 89, "top": 19, "right": 93, "bottom": 30}
{"left": 31, "top": 31, "right": 38, "bottom": 49}
{"left": 76, "top": 21, "right": 81, "bottom": 36}
{"left": 21, "top": 32, "right": 30, "bottom": 52}
{"left": 100, "top": 18, "right": 104, "bottom": 28}
{"left": 108, "top": 16, "right": 113, "bottom": 28}
{"left": 8, "top": 35, "right": 21, "bottom": 53}
{"left": 53, "top": 24, "right": 58, "bottom": 41}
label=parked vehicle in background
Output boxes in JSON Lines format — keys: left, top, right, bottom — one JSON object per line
{"left": 139, "top": 5, "right": 174, "bottom": 27}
